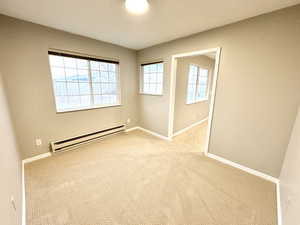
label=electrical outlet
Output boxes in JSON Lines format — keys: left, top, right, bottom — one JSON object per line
{"left": 35, "top": 138, "right": 42, "bottom": 146}
{"left": 127, "top": 118, "right": 131, "bottom": 124}
{"left": 11, "top": 196, "right": 16, "bottom": 211}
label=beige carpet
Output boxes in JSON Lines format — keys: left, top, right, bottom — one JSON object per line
{"left": 25, "top": 128, "right": 277, "bottom": 225}
{"left": 172, "top": 121, "right": 208, "bottom": 153}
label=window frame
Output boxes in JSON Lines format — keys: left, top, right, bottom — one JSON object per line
{"left": 186, "top": 63, "right": 210, "bottom": 105}
{"left": 139, "top": 61, "right": 164, "bottom": 96}
{"left": 48, "top": 51, "right": 122, "bottom": 113}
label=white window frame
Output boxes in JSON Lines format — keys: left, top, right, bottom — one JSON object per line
{"left": 140, "top": 61, "right": 164, "bottom": 96}
{"left": 186, "top": 63, "right": 210, "bottom": 104}
{"left": 48, "top": 51, "right": 121, "bottom": 113}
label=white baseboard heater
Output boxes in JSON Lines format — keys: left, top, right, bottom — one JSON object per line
{"left": 50, "top": 125, "right": 125, "bottom": 153}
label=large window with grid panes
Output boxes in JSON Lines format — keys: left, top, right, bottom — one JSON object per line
{"left": 140, "top": 62, "right": 164, "bottom": 95}
{"left": 48, "top": 51, "right": 120, "bottom": 112}
{"left": 186, "top": 64, "right": 209, "bottom": 104}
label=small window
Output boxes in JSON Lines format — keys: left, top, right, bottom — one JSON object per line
{"left": 140, "top": 62, "right": 164, "bottom": 95}
{"left": 186, "top": 64, "right": 209, "bottom": 104}
{"left": 48, "top": 51, "right": 120, "bottom": 112}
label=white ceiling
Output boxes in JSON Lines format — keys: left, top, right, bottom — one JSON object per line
{"left": 0, "top": 0, "right": 300, "bottom": 50}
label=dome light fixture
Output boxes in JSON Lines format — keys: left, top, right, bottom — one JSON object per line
{"left": 125, "top": 0, "right": 149, "bottom": 14}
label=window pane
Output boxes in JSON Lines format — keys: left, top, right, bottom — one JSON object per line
{"left": 90, "top": 61, "right": 100, "bottom": 70}
{"left": 189, "top": 73, "right": 197, "bottom": 84}
{"left": 79, "top": 83, "right": 90, "bottom": 95}
{"left": 49, "top": 55, "right": 64, "bottom": 67}
{"left": 67, "top": 82, "right": 79, "bottom": 95}
{"left": 64, "top": 57, "right": 76, "bottom": 68}
{"left": 190, "top": 65, "right": 198, "bottom": 75}
{"left": 144, "top": 73, "right": 150, "bottom": 83}
{"left": 80, "top": 96, "right": 91, "bottom": 107}
{"left": 94, "top": 95, "right": 102, "bottom": 105}
{"left": 108, "top": 72, "right": 116, "bottom": 82}
{"left": 78, "top": 69, "right": 89, "bottom": 82}
{"left": 188, "top": 65, "right": 198, "bottom": 84}
{"left": 150, "top": 64, "right": 157, "bottom": 72}
{"left": 149, "top": 84, "right": 156, "bottom": 94}
{"left": 157, "top": 73, "right": 163, "bottom": 83}
{"left": 101, "top": 83, "right": 109, "bottom": 94}
{"left": 91, "top": 70, "right": 100, "bottom": 82}
{"left": 108, "top": 63, "right": 116, "bottom": 72}
{"left": 51, "top": 67, "right": 65, "bottom": 81}
{"left": 198, "top": 76, "right": 208, "bottom": 85}
{"left": 68, "top": 96, "right": 81, "bottom": 108}
{"left": 149, "top": 73, "right": 156, "bottom": 83}
{"left": 187, "top": 65, "right": 209, "bottom": 103}
{"left": 92, "top": 83, "right": 101, "bottom": 94}
{"left": 76, "top": 59, "right": 88, "bottom": 69}
{"left": 200, "top": 68, "right": 208, "bottom": 77}
{"left": 102, "top": 95, "right": 110, "bottom": 104}
{"left": 100, "top": 62, "right": 108, "bottom": 71}
{"left": 187, "top": 94, "right": 194, "bottom": 103}
{"left": 143, "top": 83, "right": 149, "bottom": 93}
{"left": 111, "top": 95, "right": 117, "bottom": 104}
{"left": 157, "top": 63, "right": 163, "bottom": 72}
{"left": 65, "top": 69, "right": 78, "bottom": 82}
{"left": 54, "top": 82, "right": 67, "bottom": 96}
{"left": 55, "top": 96, "right": 68, "bottom": 110}
{"left": 198, "top": 85, "right": 207, "bottom": 97}
{"left": 108, "top": 83, "right": 117, "bottom": 94}
{"left": 100, "top": 71, "right": 109, "bottom": 82}
{"left": 144, "top": 65, "right": 151, "bottom": 73}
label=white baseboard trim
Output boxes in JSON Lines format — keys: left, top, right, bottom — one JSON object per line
{"left": 22, "top": 161, "right": 26, "bottom": 225}
{"left": 276, "top": 181, "right": 282, "bottom": 225}
{"left": 125, "top": 126, "right": 139, "bottom": 132}
{"left": 206, "top": 153, "right": 279, "bottom": 183}
{"left": 172, "top": 117, "right": 208, "bottom": 137}
{"left": 137, "top": 127, "right": 171, "bottom": 141}
{"left": 22, "top": 152, "right": 52, "bottom": 164}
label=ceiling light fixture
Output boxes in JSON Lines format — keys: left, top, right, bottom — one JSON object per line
{"left": 125, "top": 0, "right": 149, "bottom": 14}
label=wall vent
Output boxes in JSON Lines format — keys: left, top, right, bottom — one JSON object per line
{"left": 50, "top": 125, "right": 125, "bottom": 153}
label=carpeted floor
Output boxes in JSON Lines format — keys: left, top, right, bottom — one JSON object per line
{"left": 25, "top": 125, "right": 277, "bottom": 225}
{"left": 172, "top": 121, "right": 208, "bottom": 153}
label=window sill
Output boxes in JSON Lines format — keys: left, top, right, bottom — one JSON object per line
{"left": 56, "top": 104, "right": 122, "bottom": 113}
{"left": 186, "top": 98, "right": 208, "bottom": 105}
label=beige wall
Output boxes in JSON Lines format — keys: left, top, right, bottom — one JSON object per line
{"left": 137, "top": 5, "right": 300, "bottom": 177}
{"left": 0, "top": 74, "right": 22, "bottom": 225}
{"left": 280, "top": 106, "right": 300, "bottom": 225}
{"left": 0, "top": 15, "right": 139, "bottom": 159}
{"left": 174, "top": 55, "right": 214, "bottom": 133}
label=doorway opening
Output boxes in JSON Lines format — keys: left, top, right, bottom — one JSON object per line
{"left": 168, "top": 48, "right": 221, "bottom": 155}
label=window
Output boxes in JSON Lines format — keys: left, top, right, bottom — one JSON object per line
{"left": 186, "top": 64, "right": 209, "bottom": 104}
{"left": 140, "top": 62, "right": 163, "bottom": 95}
{"left": 48, "top": 51, "right": 120, "bottom": 112}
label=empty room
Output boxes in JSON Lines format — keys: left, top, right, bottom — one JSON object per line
{"left": 1, "top": 1, "right": 300, "bottom": 225}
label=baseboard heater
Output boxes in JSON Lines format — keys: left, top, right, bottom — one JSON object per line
{"left": 50, "top": 125, "right": 125, "bottom": 153}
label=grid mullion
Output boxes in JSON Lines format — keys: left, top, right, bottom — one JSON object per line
{"left": 87, "top": 61, "right": 94, "bottom": 107}
{"left": 62, "top": 57, "right": 70, "bottom": 106}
